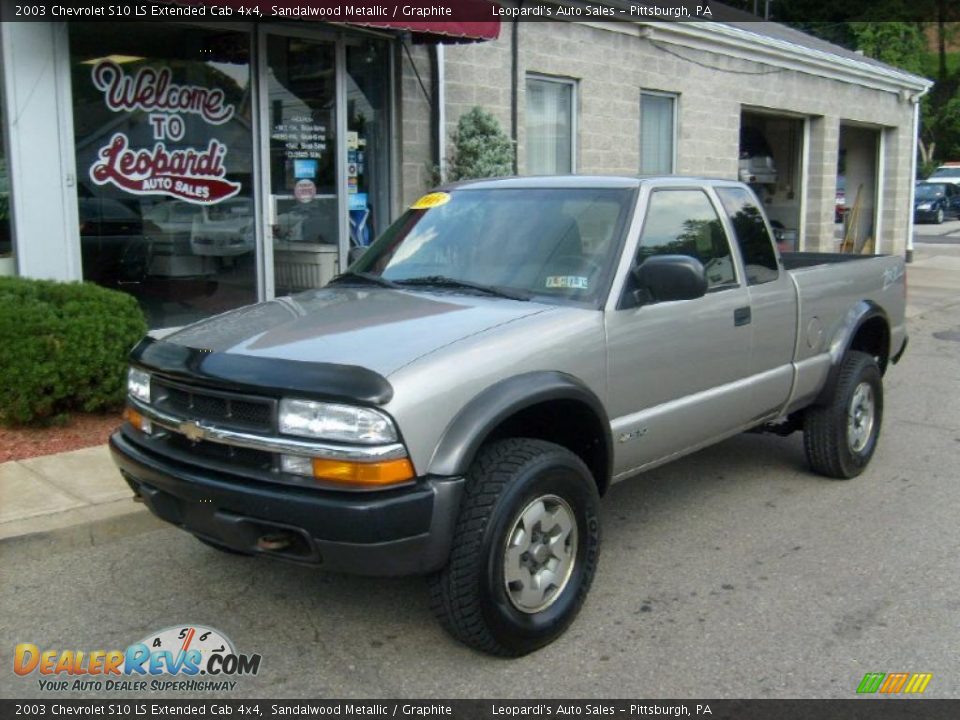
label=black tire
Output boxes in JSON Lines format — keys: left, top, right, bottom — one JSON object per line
{"left": 195, "top": 536, "right": 251, "bottom": 556}
{"left": 804, "top": 351, "right": 883, "bottom": 479}
{"left": 429, "top": 439, "right": 601, "bottom": 656}
{"left": 936, "top": 208, "right": 944, "bottom": 224}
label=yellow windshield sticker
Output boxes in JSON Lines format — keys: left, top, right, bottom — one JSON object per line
{"left": 411, "top": 192, "right": 451, "bottom": 210}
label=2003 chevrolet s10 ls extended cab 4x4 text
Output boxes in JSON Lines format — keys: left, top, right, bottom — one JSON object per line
{"left": 111, "top": 176, "right": 907, "bottom": 656}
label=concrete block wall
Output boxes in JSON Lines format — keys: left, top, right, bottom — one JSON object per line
{"left": 436, "top": 20, "right": 919, "bottom": 255}
{"left": 398, "top": 43, "right": 435, "bottom": 208}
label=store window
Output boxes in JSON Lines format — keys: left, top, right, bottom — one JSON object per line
{"left": 69, "top": 24, "right": 256, "bottom": 328}
{"left": 640, "top": 91, "right": 677, "bottom": 175}
{"left": 346, "top": 38, "right": 391, "bottom": 252}
{"left": 526, "top": 75, "right": 575, "bottom": 175}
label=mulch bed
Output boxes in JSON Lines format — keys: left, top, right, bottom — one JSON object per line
{"left": 0, "top": 412, "right": 123, "bottom": 463}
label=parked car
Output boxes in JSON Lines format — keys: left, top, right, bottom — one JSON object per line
{"left": 78, "top": 197, "right": 160, "bottom": 286}
{"left": 738, "top": 126, "right": 777, "bottom": 185}
{"left": 928, "top": 163, "right": 960, "bottom": 186}
{"left": 112, "top": 177, "right": 907, "bottom": 657}
{"left": 835, "top": 175, "right": 847, "bottom": 224}
{"left": 144, "top": 199, "right": 255, "bottom": 258}
{"left": 914, "top": 182, "right": 960, "bottom": 224}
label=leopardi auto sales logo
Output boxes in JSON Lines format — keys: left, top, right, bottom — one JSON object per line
{"left": 88, "top": 60, "right": 242, "bottom": 205}
{"left": 13, "top": 625, "right": 261, "bottom": 693}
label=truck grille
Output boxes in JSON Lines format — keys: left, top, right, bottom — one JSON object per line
{"left": 151, "top": 378, "right": 275, "bottom": 433}
{"left": 165, "top": 433, "right": 275, "bottom": 474}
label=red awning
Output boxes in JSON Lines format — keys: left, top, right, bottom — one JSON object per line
{"left": 345, "top": 21, "right": 501, "bottom": 43}
{"left": 176, "top": 2, "right": 500, "bottom": 43}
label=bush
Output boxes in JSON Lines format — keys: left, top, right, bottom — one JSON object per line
{"left": 448, "top": 107, "right": 514, "bottom": 181}
{"left": 0, "top": 277, "right": 146, "bottom": 425}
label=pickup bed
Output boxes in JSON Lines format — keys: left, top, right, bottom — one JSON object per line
{"left": 111, "top": 176, "right": 907, "bottom": 656}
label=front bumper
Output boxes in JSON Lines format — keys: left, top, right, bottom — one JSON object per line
{"left": 110, "top": 432, "right": 464, "bottom": 576}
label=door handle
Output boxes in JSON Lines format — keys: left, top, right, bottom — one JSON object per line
{"left": 734, "top": 306, "right": 752, "bottom": 326}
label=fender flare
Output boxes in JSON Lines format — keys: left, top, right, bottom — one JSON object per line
{"left": 427, "top": 371, "right": 613, "bottom": 491}
{"left": 813, "top": 300, "right": 890, "bottom": 406}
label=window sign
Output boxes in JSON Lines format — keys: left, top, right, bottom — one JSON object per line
{"left": 87, "top": 60, "right": 242, "bottom": 204}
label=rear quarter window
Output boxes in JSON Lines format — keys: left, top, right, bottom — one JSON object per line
{"left": 715, "top": 187, "right": 779, "bottom": 286}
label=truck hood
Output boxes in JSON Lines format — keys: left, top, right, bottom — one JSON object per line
{"left": 163, "top": 287, "right": 554, "bottom": 377}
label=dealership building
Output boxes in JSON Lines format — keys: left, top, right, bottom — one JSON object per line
{"left": 0, "top": 4, "right": 931, "bottom": 328}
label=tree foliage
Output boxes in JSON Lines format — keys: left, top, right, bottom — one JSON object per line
{"left": 448, "top": 107, "right": 514, "bottom": 181}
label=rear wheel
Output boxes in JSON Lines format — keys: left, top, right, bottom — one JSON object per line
{"left": 429, "top": 439, "right": 600, "bottom": 656}
{"left": 803, "top": 351, "right": 883, "bottom": 479}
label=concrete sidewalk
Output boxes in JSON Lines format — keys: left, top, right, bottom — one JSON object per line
{"left": 0, "top": 444, "right": 138, "bottom": 540}
{"left": 2, "top": 241, "right": 959, "bottom": 541}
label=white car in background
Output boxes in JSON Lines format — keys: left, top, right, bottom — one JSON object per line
{"left": 928, "top": 163, "right": 960, "bottom": 186}
{"left": 145, "top": 199, "right": 255, "bottom": 258}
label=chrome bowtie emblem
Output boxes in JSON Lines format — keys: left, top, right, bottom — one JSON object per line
{"left": 179, "top": 420, "right": 204, "bottom": 442}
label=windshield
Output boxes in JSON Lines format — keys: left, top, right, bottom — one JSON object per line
{"left": 349, "top": 187, "right": 635, "bottom": 305}
{"left": 916, "top": 184, "right": 945, "bottom": 200}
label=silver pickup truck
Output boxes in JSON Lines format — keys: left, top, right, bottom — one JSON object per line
{"left": 111, "top": 176, "right": 907, "bottom": 656}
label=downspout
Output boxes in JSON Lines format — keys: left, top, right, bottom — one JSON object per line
{"left": 511, "top": 18, "right": 519, "bottom": 174}
{"left": 437, "top": 43, "right": 446, "bottom": 183}
{"left": 906, "top": 89, "right": 929, "bottom": 264}
{"left": 429, "top": 45, "right": 440, "bottom": 184}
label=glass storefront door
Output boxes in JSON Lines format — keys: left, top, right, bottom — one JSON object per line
{"left": 264, "top": 33, "right": 341, "bottom": 296}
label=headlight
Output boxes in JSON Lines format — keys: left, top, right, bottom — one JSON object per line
{"left": 278, "top": 399, "right": 398, "bottom": 444}
{"left": 917, "top": 203, "right": 932, "bottom": 210}
{"left": 127, "top": 367, "right": 151, "bottom": 404}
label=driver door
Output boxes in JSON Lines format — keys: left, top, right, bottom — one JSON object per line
{"left": 605, "top": 186, "right": 755, "bottom": 479}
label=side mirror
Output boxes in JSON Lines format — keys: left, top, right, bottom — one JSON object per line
{"left": 347, "top": 246, "right": 368, "bottom": 265}
{"left": 631, "top": 255, "right": 708, "bottom": 306}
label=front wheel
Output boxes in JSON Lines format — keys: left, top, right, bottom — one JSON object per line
{"left": 803, "top": 351, "right": 883, "bottom": 479}
{"left": 935, "top": 207, "right": 945, "bottom": 224}
{"left": 429, "top": 439, "right": 600, "bottom": 656}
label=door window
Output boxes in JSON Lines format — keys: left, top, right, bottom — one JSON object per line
{"left": 715, "top": 187, "right": 779, "bottom": 285}
{"left": 637, "top": 189, "right": 737, "bottom": 290}
{"left": 266, "top": 35, "right": 340, "bottom": 297}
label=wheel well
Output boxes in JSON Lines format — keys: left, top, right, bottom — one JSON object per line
{"left": 850, "top": 316, "right": 890, "bottom": 374}
{"left": 485, "top": 400, "right": 611, "bottom": 495}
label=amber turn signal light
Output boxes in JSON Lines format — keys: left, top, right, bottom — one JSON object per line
{"left": 311, "top": 457, "right": 415, "bottom": 487}
{"left": 122, "top": 406, "right": 151, "bottom": 434}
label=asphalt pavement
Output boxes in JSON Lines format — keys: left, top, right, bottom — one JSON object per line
{"left": 2, "top": 242, "right": 959, "bottom": 700}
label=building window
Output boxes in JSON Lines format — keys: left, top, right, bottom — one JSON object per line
{"left": 525, "top": 75, "right": 576, "bottom": 175}
{"left": 640, "top": 91, "right": 677, "bottom": 175}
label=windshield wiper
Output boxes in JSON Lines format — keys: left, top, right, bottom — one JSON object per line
{"left": 329, "top": 271, "right": 401, "bottom": 289}
{"left": 396, "top": 276, "right": 530, "bottom": 301}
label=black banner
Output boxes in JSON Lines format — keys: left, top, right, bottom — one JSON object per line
{"left": 0, "top": 0, "right": 955, "bottom": 24}
{"left": 2, "top": 700, "right": 960, "bottom": 720}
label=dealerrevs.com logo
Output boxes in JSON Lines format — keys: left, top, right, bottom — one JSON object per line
{"left": 14, "top": 625, "right": 261, "bottom": 693}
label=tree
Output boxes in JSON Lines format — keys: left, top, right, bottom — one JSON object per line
{"left": 447, "top": 107, "right": 514, "bottom": 181}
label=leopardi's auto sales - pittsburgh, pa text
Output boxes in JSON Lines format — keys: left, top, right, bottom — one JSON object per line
{"left": 31, "top": 2, "right": 715, "bottom": 20}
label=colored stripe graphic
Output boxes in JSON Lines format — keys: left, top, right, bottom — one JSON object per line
{"left": 857, "top": 673, "right": 885, "bottom": 694}
{"left": 880, "top": 673, "right": 910, "bottom": 693}
{"left": 903, "top": 673, "right": 933, "bottom": 694}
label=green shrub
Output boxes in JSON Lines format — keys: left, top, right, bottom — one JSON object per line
{"left": 448, "top": 107, "right": 514, "bottom": 181}
{"left": 0, "top": 277, "right": 146, "bottom": 425}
